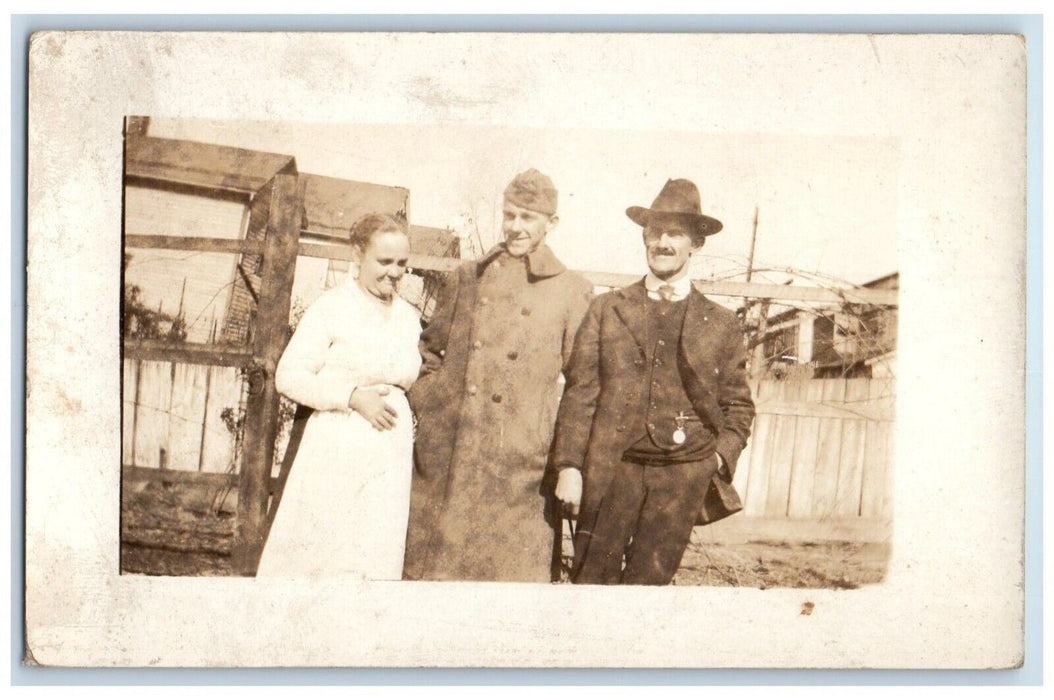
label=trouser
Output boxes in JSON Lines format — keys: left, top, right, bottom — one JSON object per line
{"left": 573, "top": 456, "right": 717, "bottom": 585}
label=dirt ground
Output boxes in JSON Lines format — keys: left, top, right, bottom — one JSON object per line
{"left": 121, "top": 482, "right": 237, "bottom": 576}
{"left": 121, "top": 483, "right": 889, "bottom": 587}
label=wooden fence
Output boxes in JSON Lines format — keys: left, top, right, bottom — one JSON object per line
{"left": 124, "top": 364, "right": 894, "bottom": 533}
{"left": 122, "top": 359, "right": 245, "bottom": 475}
{"left": 703, "top": 375, "right": 895, "bottom": 543}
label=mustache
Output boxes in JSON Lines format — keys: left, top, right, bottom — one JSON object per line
{"left": 650, "top": 247, "right": 677, "bottom": 256}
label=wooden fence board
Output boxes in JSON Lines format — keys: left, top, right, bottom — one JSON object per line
{"left": 835, "top": 378, "right": 871, "bottom": 516}
{"left": 200, "top": 366, "right": 243, "bottom": 474}
{"left": 167, "top": 363, "right": 208, "bottom": 471}
{"left": 750, "top": 400, "right": 893, "bottom": 422}
{"left": 121, "top": 464, "right": 281, "bottom": 493}
{"left": 764, "top": 381, "right": 799, "bottom": 516}
{"left": 125, "top": 233, "right": 263, "bottom": 255}
{"left": 811, "top": 378, "right": 846, "bottom": 519}
{"left": 860, "top": 380, "right": 896, "bottom": 518}
{"left": 123, "top": 338, "right": 254, "bottom": 367}
{"left": 132, "top": 361, "right": 172, "bottom": 468}
{"left": 122, "top": 360, "right": 138, "bottom": 466}
{"left": 743, "top": 380, "right": 778, "bottom": 516}
{"left": 787, "top": 380, "right": 824, "bottom": 517}
{"left": 730, "top": 432, "right": 753, "bottom": 497}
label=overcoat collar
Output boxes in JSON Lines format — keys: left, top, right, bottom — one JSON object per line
{"left": 476, "top": 243, "right": 567, "bottom": 280}
{"left": 612, "top": 278, "right": 713, "bottom": 353}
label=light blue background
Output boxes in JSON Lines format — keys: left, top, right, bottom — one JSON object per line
{"left": 10, "top": 13, "right": 1043, "bottom": 685}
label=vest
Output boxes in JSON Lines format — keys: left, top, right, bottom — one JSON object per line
{"left": 622, "top": 297, "right": 715, "bottom": 465}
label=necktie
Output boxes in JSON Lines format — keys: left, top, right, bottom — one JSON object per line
{"left": 658, "top": 284, "right": 675, "bottom": 301}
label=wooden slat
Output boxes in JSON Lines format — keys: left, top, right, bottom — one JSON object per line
{"left": 834, "top": 378, "right": 871, "bottom": 516}
{"left": 121, "top": 465, "right": 280, "bottom": 494}
{"left": 166, "top": 363, "right": 209, "bottom": 471}
{"left": 581, "top": 272, "right": 897, "bottom": 304}
{"left": 125, "top": 134, "right": 294, "bottom": 194}
{"left": 122, "top": 360, "right": 138, "bottom": 466}
{"left": 730, "top": 426, "right": 754, "bottom": 498}
{"left": 132, "top": 361, "right": 171, "bottom": 469}
{"left": 754, "top": 400, "right": 894, "bottom": 422}
{"left": 786, "top": 380, "right": 824, "bottom": 517}
{"left": 124, "top": 234, "right": 264, "bottom": 255}
{"left": 811, "top": 378, "right": 846, "bottom": 519}
{"left": 123, "top": 464, "right": 236, "bottom": 487}
{"left": 123, "top": 338, "right": 254, "bottom": 367}
{"left": 860, "top": 379, "right": 896, "bottom": 518}
{"left": 743, "top": 380, "right": 778, "bottom": 516}
{"left": 731, "top": 379, "right": 765, "bottom": 496}
{"left": 200, "top": 366, "right": 243, "bottom": 474}
{"left": 764, "top": 382, "right": 798, "bottom": 516}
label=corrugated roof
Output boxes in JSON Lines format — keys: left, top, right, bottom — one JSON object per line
{"left": 302, "top": 173, "right": 409, "bottom": 237}
{"left": 301, "top": 173, "right": 456, "bottom": 258}
{"left": 408, "top": 224, "right": 458, "bottom": 258}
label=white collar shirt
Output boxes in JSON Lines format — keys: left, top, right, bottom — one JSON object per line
{"left": 644, "top": 273, "right": 692, "bottom": 302}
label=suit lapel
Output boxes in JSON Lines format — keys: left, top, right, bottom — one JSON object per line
{"left": 678, "top": 285, "right": 725, "bottom": 431}
{"left": 679, "top": 284, "right": 711, "bottom": 365}
{"left": 612, "top": 280, "right": 649, "bottom": 354}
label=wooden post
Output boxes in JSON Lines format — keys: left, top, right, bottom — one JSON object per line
{"left": 751, "top": 301, "right": 770, "bottom": 381}
{"left": 233, "top": 169, "right": 302, "bottom": 575}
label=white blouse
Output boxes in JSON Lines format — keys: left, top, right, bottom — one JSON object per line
{"left": 274, "top": 279, "right": 422, "bottom": 412}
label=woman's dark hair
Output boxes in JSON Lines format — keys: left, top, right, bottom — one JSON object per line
{"left": 349, "top": 213, "right": 409, "bottom": 250}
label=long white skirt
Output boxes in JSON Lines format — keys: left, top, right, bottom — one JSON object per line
{"left": 256, "top": 389, "right": 414, "bottom": 579}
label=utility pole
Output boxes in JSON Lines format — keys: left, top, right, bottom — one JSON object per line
{"left": 746, "top": 205, "right": 759, "bottom": 283}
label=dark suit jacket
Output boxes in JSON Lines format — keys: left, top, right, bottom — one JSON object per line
{"left": 551, "top": 280, "right": 755, "bottom": 530}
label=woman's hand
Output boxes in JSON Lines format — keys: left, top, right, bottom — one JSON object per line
{"left": 348, "top": 386, "right": 398, "bottom": 431}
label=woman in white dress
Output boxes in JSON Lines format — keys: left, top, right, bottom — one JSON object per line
{"left": 256, "top": 213, "right": 422, "bottom": 579}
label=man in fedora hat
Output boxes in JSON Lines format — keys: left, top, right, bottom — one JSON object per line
{"left": 403, "top": 168, "right": 593, "bottom": 582}
{"left": 551, "top": 178, "right": 755, "bottom": 585}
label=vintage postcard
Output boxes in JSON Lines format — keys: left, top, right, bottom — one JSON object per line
{"left": 25, "top": 31, "right": 1026, "bottom": 667}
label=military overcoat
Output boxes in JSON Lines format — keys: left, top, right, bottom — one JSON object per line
{"left": 403, "top": 244, "right": 593, "bottom": 581}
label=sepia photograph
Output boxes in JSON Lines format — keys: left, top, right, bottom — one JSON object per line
{"left": 119, "top": 118, "right": 898, "bottom": 589}
{"left": 25, "top": 30, "right": 1026, "bottom": 668}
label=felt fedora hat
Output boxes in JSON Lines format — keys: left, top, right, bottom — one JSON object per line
{"left": 626, "top": 179, "right": 723, "bottom": 240}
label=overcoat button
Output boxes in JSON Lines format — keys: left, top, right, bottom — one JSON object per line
{"left": 467, "top": 385, "right": 478, "bottom": 395}
{"left": 473, "top": 340, "right": 482, "bottom": 349}
{"left": 507, "top": 350, "right": 518, "bottom": 360}
{"left": 521, "top": 307, "right": 531, "bottom": 316}
{"left": 480, "top": 297, "right": 489, "bottom": 305}
{"left": 657, "top": 340, "right": 665, "bottom": 346}
{"left": 648, "top": 423, "right": 655, "bottom": 430}
{"left": 616, "top": 426, "right": 624, "bottom": 432}
{"left": 492, "top": 393, "right": 502, "bottom": 403}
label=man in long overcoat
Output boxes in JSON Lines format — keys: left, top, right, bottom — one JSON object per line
{"left": 403, "top": 169, "right": 594, "bottom": 582}
{"left": 552, "top": 179, "right": 755, "bottom": 585}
